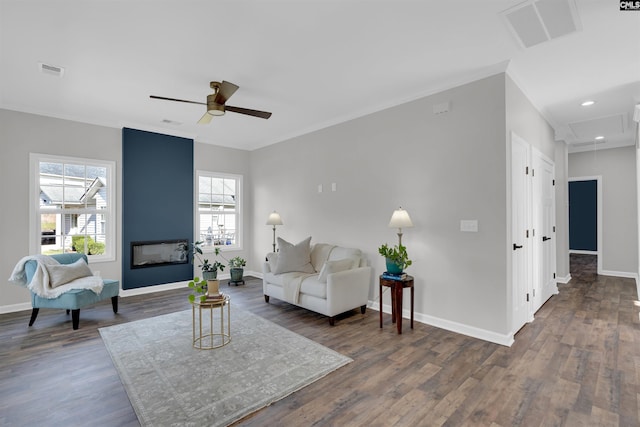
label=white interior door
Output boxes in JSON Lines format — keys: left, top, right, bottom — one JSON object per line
{"left": 535, "top": 149, "right": 558, "bottom": 304}
{"left": 511, "top": 133, "right": 531, "bottom": 332}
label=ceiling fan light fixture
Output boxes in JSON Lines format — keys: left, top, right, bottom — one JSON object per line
{"left": 207, "top": 104, "right": 225, "bottom": 116}
{"left": 581, "top": 100, "right": 596, "bottom": 107}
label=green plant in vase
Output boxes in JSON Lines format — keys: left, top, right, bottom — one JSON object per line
{"left": 378, "top": 243, "right": 412, "bottom": 274}
{"left": 187, "top": 276, "right": 208, "bottom": 304}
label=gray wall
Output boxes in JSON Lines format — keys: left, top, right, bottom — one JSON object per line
{"left": 555, "top": 142, "right": 570, "bottom": 281}
{"left": 569, "top": 146, "right": 638, "bottom": 275}
{"left": 0, "top": 108, "right": 253, "bottom": 309}
{"left": 251, "top": 74, "right": 512, "bottom": 337}
{"left": 0, "top": 109, "right": 121, "bottom": 308}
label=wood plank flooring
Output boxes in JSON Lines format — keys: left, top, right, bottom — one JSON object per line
{"left": 1, "top": 254, "right": 638, "bottom": 426}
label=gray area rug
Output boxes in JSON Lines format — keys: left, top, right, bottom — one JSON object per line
{"left": 99, "top": 306, "right": 352, "bottom": 427}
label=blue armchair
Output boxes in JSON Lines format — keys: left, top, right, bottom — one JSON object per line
{"left": 24, "top": 253, "right": 120, "bottom": 330}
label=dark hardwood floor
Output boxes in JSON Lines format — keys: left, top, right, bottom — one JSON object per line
{"left": 1, "top": 255, "right": 638, "bottom": 426}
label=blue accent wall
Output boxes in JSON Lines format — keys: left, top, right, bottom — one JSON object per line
{"left": 122, "top": 128, "right": 193, "bottom": 289}
{"left": 569, "top": 180, "right": 597, "bottom": 251}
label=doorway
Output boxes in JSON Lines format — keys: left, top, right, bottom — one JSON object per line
{"left": 568, "top": 176, "right": 602, "bottom": 274}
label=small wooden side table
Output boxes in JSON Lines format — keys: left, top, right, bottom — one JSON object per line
{"left": 379, "top": 275, "right": 414, "bottom": 334}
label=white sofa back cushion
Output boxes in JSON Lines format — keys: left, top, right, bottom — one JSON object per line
{"left": 273, "top": 237, "right": 315, "bottom": 274}
{"left": 317, "top": 258, "right": 354, "bottom": 283}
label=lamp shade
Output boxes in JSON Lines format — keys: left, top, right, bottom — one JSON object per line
{"left": 266, "top": 211, "right": 283, "bottom": 226}
{"left": 388, "top": 208, "right": 413, "bottom": 229}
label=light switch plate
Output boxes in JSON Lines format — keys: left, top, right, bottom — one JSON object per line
{"left": 460, "top": 220, "right": 478, "bottom": 232}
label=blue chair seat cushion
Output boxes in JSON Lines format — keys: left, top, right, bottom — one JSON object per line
{"left": 31, "top": 279, "right": 119, "bottom": 310}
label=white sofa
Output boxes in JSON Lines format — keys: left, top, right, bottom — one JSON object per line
{"left": 262, "top": 239, "right": 372, "bottom": 325}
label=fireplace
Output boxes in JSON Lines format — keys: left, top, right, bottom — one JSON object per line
{"left": 131, "top": 239, "right": 188, "bottom": 269}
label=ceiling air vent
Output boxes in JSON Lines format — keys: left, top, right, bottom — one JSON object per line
{"left": 38, "top": 62, "right": 65, "bottom": 77}
{"left": 501, "top": 0, "right": 581, "bottom": 48}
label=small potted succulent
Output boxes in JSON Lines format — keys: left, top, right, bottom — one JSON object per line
{"left": 228, "top": 256, "right": 246, "bottom": 283}
{"left": 378, "top": 243, "right": 412, "bottom": 274}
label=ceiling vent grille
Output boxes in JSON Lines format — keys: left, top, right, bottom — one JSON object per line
{"left": 38, "top": 62, "right": 65, "bottom": 77}
{"left": 501, "top": 0, "right": 581, "bottom": 48}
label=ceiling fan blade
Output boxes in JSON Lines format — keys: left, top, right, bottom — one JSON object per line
{"left": 150, "top": 95, "right": 206, "bottom": 105}
{"left": 214, "top": 81, "right": 239, "bottom": 105}
{"left": 225, "top": 105, "right": 272, "bottom": 119}
{"left": 197, "top": 112, "right": 214, "bottom": 124}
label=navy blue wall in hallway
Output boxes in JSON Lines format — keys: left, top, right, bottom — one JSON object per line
{"left": 122, "top": 128, "right": 193, "bottom": 289}
{"left": 569, "top": 180, "right": 597, "bottom": 252}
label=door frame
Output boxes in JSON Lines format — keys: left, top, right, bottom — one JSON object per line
{"left": 568, "top": 176, "right": 603, "bottom": 274}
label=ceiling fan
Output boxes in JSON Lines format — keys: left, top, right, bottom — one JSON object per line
{"left": 150, "top": 80, "right": 272, "bottom": 124}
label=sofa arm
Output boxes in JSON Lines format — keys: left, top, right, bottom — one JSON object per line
{"left": 325, "top": 266, "right": 372, "bottom": 317}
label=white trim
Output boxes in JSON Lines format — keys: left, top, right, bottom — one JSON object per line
{"left": 29, "top": 153, "right": 116, "bottom": 262}
{"left": 599, "top": 270, "right": 639, "bottom": 280}
{"left": 569, "top": 176, "right": 603, "bottom": 275}
{"left": 569, "top": 249, "right": 597, "bottom": 255}
{"left": 0, "top": 302, "right": 32, "bottom": 314}
{"left": 369, "top": 301, "right": 514, "bottom": 347}
{"left": 556, "top": 274, "right": 572, "bottom": 284}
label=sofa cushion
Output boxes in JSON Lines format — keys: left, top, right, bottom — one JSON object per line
{"left": 318, "top": 258, "right": 354, "bottom": 283}
{"left": 46, "top": 258, "right": 94, "bottom": 288}
{"left": 328, "top": 247, "right": 362, "bottom": 264}
{"left": 274, "top": 237, "right": 315, "bottom": 274}
{"left": 264, "top": 271, "right": 314, "bottom": 287}
{"left": 300, "top": 276, "right": 327, "bottom": 299}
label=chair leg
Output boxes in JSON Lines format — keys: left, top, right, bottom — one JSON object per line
{"left": 361, "top": 305, "right": 367, "bottom": 314}
{"left": 28, "top": 308, "right": 39, "bottom": 326}
{"left": 66, "top": 309, "right": 70, "bottom": 315}
{"left": 71, "top": 309, "right": 80, "bottom": 330}
{"left": 264, "top": 295, "right": 270, "bottom": 303}
{"left": 329, "top": 316, "right": 335, "bottom": 326}
{"left": 111, "top": 296, "right": 118, "bottom": 313}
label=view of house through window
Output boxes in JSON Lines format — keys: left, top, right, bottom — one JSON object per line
{"left": 32, "top": 154, "right": 114, "bottom": 261}
{"left": 197, "top": 172, "right": 241, "bottom": 249}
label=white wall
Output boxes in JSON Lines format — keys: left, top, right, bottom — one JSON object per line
{"left": 251, "top": 74, "right": 512, "bottom": 340}
{"left": 569, "top": 146, "right": 638, "bottom": 275}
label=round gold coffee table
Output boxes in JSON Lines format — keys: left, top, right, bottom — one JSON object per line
{"left": 192, "top": 293, "right": 231, "bottom": 350}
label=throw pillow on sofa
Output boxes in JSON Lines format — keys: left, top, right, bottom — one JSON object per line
{"left": 273, "top": 237, "right": 315, "bottom": 274}
{"left": 318, "top": 258, "right": 354, "bottom": 283}
{"left": 46, "top": 258, "right": 94, "bottom": 288}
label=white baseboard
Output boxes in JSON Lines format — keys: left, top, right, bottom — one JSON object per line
{"left": 0, "top": 302, "right": 32, "bottom": 314}
{"left": 368, "top": 300, "right": 514, "bottom": 347}
{"left": 556, "top": 274, "right": 571, "bottom": 284}
{"left": 569, "top": 250, "right": 598, "bottom": 255}
{"left": 599, "top": 270, "right": 639, "bottom": 280}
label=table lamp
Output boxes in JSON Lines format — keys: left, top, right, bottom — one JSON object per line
{"left": 388, "top": 207, "right": 413, "bottom": 246}
{"left": 266, "top": 211, "right": 283, "bottom": 252}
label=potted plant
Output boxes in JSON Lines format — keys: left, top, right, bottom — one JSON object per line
{"left": 228, "top": 256, "right": 246, "bottom": 283}
{"left": 179, "top": 241, "right": 226, "bottom": 280}
{"left": 378, "top": 243, "right": 412, "bottom": 274}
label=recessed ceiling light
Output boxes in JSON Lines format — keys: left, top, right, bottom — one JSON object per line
{"left": 594, "top": 136, "right": 605, "bottom": 140}
{"left": 581, "top": 100, "right": 595, "bottom": 107}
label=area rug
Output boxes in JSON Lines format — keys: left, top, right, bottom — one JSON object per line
{"left": 99, "top": 306, "right": 352, "bottom": 427}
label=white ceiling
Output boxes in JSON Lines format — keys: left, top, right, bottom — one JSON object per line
{"left": 1, "top": 0, "right": 639, "bottom": 152}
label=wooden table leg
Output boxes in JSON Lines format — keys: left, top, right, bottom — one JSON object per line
{"left": 391, "top": 284, "right": 396, "bottom": 324}
{"left": 379, "top": 282, "right": 383, "bottom": 328}
{"left": 395, "top": 283, "right": 403, "bottom": 334}
{"left": 410, "top": 283, "right": 414, "bottom": 329}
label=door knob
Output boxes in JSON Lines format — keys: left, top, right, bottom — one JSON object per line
{"left": 513, "top": 243, "right": 523, "bottom": 250}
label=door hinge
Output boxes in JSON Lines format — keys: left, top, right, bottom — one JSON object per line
{"left": 553, "top": 179, "right": 555, "bottom": 186}
{"left": 553, "top": 273, "right": 556, "bottom": 279}
{"left": 533, "top": 289, "right": 536, "bottom": 297}
{"left": 526, "top": 166, "right": 529, "bottom": 175}
{"left": 553, "top": 226, "right": 556, "bottom": 232}
{"left": 526, "top": 293, "right": 530, "bottom": 302}
{"left": 532, "top": 169, "right": 535, "bottom": 177}
{"left": 526, "top": 229, "right": 529, "bottom": 238}
{"left": 532, "top": 229, "right": 535, "bottom": 237}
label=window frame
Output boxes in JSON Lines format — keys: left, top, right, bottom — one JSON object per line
{"left": 195, "top": 170, "right": 243, "bottom": 253}
{"left": 29, "top": 153, "right": 116, "bottom": 263}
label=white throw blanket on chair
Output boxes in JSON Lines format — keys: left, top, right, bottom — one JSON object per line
{"left": 9, "top": 255, "right": 103, "bottom": 299}
{"left": 282, "top": 273, "right": 316, "bottom": 304}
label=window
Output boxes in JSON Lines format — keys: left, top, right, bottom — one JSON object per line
{"left": 196, "top": 171, "right": 242, "bottom": 250}
{"left": 30, "top": 153, "right": 115, "bottom": 262}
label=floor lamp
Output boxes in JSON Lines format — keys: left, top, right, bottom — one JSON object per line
{"left": 266, "top": 211, "right": 283, "bottom": 252}
{"left": 388, "top": 207, "right": 413, "bottom": 247}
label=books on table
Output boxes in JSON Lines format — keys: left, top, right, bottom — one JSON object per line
{"left": 381, "top": 272, "right": 407, "bottom": 281}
